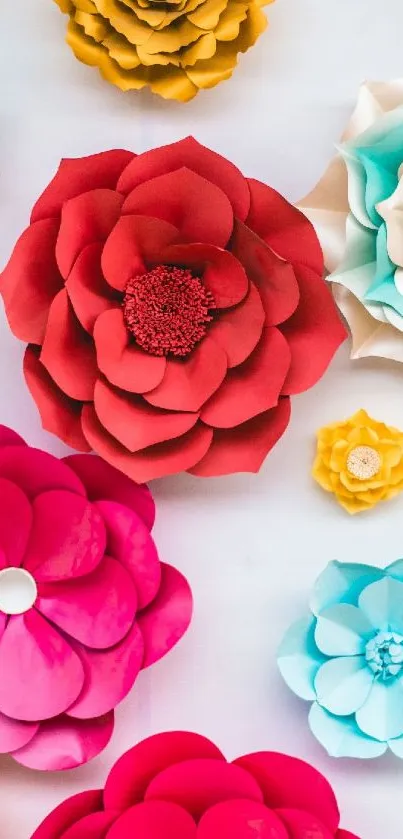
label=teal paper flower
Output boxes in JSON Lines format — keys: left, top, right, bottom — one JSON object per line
{"left": 278, "top": 560, "right": 403, "bottom": 758}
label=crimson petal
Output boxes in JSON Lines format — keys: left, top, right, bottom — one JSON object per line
{"left": 0, "top": 478, "right": 32, "bottom": 567}
{"left": 66, "top": 242, "right": 120, "bottom": 334}
{"left": 94, "top": 309, "right": 166, "bottom": 393}
{"left": 56, "top": 189, "right": 123, "bottom": 279}
{"left": 117, "top": 137, "right": 250, "bottom": 220}
{"left": 198, "top": 800, "right": 288, "bottom": 839}
{"left": 0, "top": 435, "right": 86, "bottom": 499}
{"left": 61, "top": 812, "right": 117, "bottom": 839}
{"left": 161, "top": 243, "right": 248, "bottom": 308}
{"left": 275, "top": 808, "right": 334, "bottom": 839}
{"left": 0, "top": 427, "right": 26, "bottom": 448}
{"left": 0, "top": 219, "right": 62, "bottom": 343}
{"left": 137, "top": 563, "right": 193, "bottom": 668}
{"left": 12, "top": 713, "right": 114, "bottom": 771}
{"left": 107, "top": 802, "right": 196, "bottom": 839}
{"left": 101, "top": 215, "right": 179, "bottom": 292}
{"left": 189, "top": 400, "right": 291, "bottom": 477}
{"left": 208, "top": 281, "right": 265, "bottom": 368}
{"left": 30, "top": 791, "right": 103, "bottom": 839}
{"left": 0, "top": 712, "right": 38, "bottom": 753}
{"left": 145, "top": 337, "right": 227, "bottom": 412}
{"left": 31, "top": 150, "right": 134, "bottom": 222}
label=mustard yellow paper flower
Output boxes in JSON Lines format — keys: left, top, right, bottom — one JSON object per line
{"left": 313, "top": 409, "right": 403, "bottom": 514}
{"left": 54, "top": 0, "right": 271, "bottom": 102}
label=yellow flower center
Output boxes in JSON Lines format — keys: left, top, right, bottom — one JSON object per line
{"left": 346, "top": 445, "right": 381, "bottom": 480}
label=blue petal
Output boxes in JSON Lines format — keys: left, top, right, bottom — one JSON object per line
{"left": 356, "top": 677, "right": 403, "bottom": 741}
{"left": 388, "top": 734, "right": 403, "bottom": 758}
{"left": 277, "top": 617, "right": 325, "bottom": 700}
{"left": 315, "top": 603, "right": 373, "bottom": 656}
{"left": 314, "top": 656, "right": 373, "bottom": 715}
{"left": 311, "top": 561, "right": 384, "bottom": 616}
{"left": 385, "top": 558, "right": 403, "bottom": 582}
{"left": 358, "top": 577, "right": 403, "bottom": 632}
{"left": 309, "top": 702, "right": 387, "bottom": 758}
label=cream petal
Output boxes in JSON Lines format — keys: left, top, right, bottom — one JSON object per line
{"left": 298, "top": 156, "right": 349, "bottom": 272}
{"left": 334, "top": 284, "right": 403, "bottom": 362}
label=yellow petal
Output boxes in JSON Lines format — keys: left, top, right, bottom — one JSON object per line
{"left": 214, "top": 2, "right": 248, "bottom": 41}
{"left": 346, "top": 426, "right": 379, "bottom": 446}
{"left": 188, "top": 0, "right": 227, "bottom": 29}
{"left": 181, "top": 31, "right": 216, "bottom": 65}
{"left": 144, "top": 20, "right": 203, "bottom": 54}
{"left": 149, "top": 65, "right": 198, "bottom": 100}
{"left": 54, "top": 0, "right": 74, "bottom": 11}
{"left": 336, "top": 494, "right": 374, "bottom": 514}
{"left": 100, "top": 53, "right": 150, "bottom": 89}
{"left": 93, "top": 0, "right": 152, "bottom": 45}
{"left": 235, "top": 1, "right": 267, "bottom": 52}
{"left": 329, "top": 439, "right": 349, "bottom": 472}
{"left": 67, "top": 19, "right": 107, "bottom": 65}
{"left": 137, "top": 44, "right": 180, "bottom": 65}
{"left": 74, "top": 9, "right": 109, "bottom": 40}
{"left": 312, "top": 458, "right": 332, "bottom": 492}
{"left": 103, "top": 32, "right": 141, "bottom": 68}
{"left": 186, "top": 39, "right": 237, "bottom": 88}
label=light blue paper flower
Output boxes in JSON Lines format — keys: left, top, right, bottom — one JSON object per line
{"left": 278, "top": 559, "right": 403, "bottom": 758}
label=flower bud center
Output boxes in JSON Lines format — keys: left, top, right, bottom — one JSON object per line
{"left": 365, "top": 631, "right": 403, "bottom": 680}
{"left": 0, "top": 567, "right": 37, "bottom": 615}
{"left": 346, "top": 445, "right": 381, "bottom": 480}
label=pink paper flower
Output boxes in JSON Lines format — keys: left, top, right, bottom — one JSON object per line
{"left": 31, "top": 731, "right": 361, "bottom": 839}
{"left": 0, "top": 426, "right": 192, "bottom": 771}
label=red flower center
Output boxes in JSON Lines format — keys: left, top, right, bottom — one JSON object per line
{"left": 123, "top": 265, "right": 215, "bottom": 357}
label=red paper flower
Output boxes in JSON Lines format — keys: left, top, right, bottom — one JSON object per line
{"left": 1, "top": 139, "right": 346, "bottom": 482}
{"left": 31, "top": 731, "right": 361, "bottom": 838}
{"left": 0, "top": 426, "right": 192, "bottom": 771}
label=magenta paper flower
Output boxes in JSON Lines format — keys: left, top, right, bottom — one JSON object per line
{"left": 0, "top": 425, "right": 192, "bottom": 771}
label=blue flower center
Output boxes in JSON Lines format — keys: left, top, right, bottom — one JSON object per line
{"left": 365, "top": 631, "right": 403, "bottom": 680}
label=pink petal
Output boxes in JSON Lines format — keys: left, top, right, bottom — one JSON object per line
{"left": 61, "top": 812, "right": 117, "bottom": 839}
{"left": 137, "top": 563, "right": 193, "bottom": 668}
{"left": 63, "top": 453, "right": 155, "bottom": 530}
{"left": 336, "top": 832, "right": 361, "bottom": 839}
{"left": 145, "top": 759, "right": 263, "bottom": 819}
{"left": 107, "top": 801, "right": 196, "bottom": 839}
{"left": 101, "top": 215, "right": 179, "bottom": 292}
{"left": 201, "top": 328, "right": 291, "bottom": 428}
{"left": 0, "top": 439, "right": 86, "bottom": 499}
{"left": 95, "top": 500, "right": 161, "bottom": 609}
{"left": 198, "top": 800, "right": 288, "bottom": 839}
{"left": 37, "top": 556, "right": 137, "bottom": 649}
{"left": 31, "top": 150, "right": 134, "bottom": 222}
{"left": 161, "top": 243, "right": 248, "bottom": 309}
{"left": 0, "top": 712, "right": 38, "bottom": 752}
{"left": 12, "top": 712, "right": 114, "bottom": 770}
{"left": 67, "top": 622, "right": 144, "bottom": 718}
{"left": 0, "top": 610, "right": 85, "bottom": 721}
{"left": 275, "top": 808, "right": 334, "bottom": 839}
{"left": 104, "top": 731, "right": 225, "bottom": 810}
{"left": 145, "top": 337, "right": 227, "bottom": 412}
{"left": 56, "top": 190, "right": 123, "bottom": 279}
{"left": 0, "top": 427, "right": 27, "bottom": 448}
{"left": 31, "top": 792, "right": 103, "bottom": 839}
{"left": 208, "top": 282, "right": 265, "bottom": 368}
{"left": 93, "top": 308, "right": 166, "bottom": 393}
{"left": 66, "top": 242, "right": 120, "bottom": 334}
{"left": 24, "top": 490, "right": 106, "bottom": 582}
{"left": 0, "top": 478, "right": 33, "bottom": 567}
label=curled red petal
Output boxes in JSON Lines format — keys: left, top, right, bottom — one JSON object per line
{"left": 117, "top": 137, "right": 250, "bottom": 221}
{"left": 107, "top": 801, "right": 196, "bottom": 839}
{"left": 197, "top": 800, "right": 288, "bottom": 839}
{"left": 31, "top": 150, "right": 134, "bottom": 222}
{"left": 208, "top": 281, "right": 265, "bottom": 368}
{"left": 30, "top": 791, "right": 103, "bottom": 839}
{"left": 11, "top": 712, "right": 114, "bottom": 771}
{"left": 145, "top": 337, "right": 227, "bottom": 413}
{"left": 246, "top": 179, "right": 323, "bottom": 275}
{"left": 189, "top": 399, "right": 291, "bottom": 477}
{"left": 104, "top": 731, "right": 224, "bottom": 810}
{"left": 101, "top": 215, "right": 179, "bottom": 292}
{"left": 0, "top": 219, "right": 62, "bottom": 343}
{"left": 275, "top": 808, "right": 334, "bottom": 839}
{"left": 281, "top": 264, "right": 346, "bottom": 395}
{"left": 123, "top": 168, "right": 233, "bottom": 249}
{"left": 0, "top": 712, "right": 38, "bottom": 753}
{"left": 56, "top": 189, "right": 123, "bottom": 279}
{"left": 161, "top": 243, "right": 248, "bottom": 309}
{"left": 231, "top": 221, "right": 300, "bottom": 326}
{"left": 66, "top": 242, "right": 120, "bottom": 334}
{"left": 94, "top": 309, "right": 166, "bottom": 393}
{"left": 40, "top": 289, "right": 98, "bottom": 401}
{"left": 23, "top": 347, "right": 90, "bottom": 453}
{"left": 201, "top": 328, "right": 290, "bottom": 428}
{"left": 60, "top": 812, "right": 117, "bottom": 839}
{"left": 81, "top": 405, "right": 213, "bottom": 483}
{"left": 137, "top": 563, "right": 193, "bottom": 668}
{"left": 94, "top": 379, "right": 199, "bottom": 452}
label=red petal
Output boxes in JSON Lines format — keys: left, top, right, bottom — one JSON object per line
{"left": 66, "top": 242, "right": 120, "bottom": 333}
{"left": 12, "top": 712, "right": 114, "bottom": 770}
{"left": 231, "top": 221, "right": 300, "bottom": 326}
{"left": 161, "top": 243, "right": 248, "bottom": 308}
{"left": 0, "top": 427, "right": 26, "bottom": 448}
{"left": 201, "top": 328, "right": 290, "bottom": 428}
{"left": 40, "top": 289, "right": 98, "bottom": 401}
{"left": 63, "top": 453, "right": 155, "bottom": 530}
{"left": 145, "top": 759, "right": 263, "bottom": 819}
{"left": 101, "top": 215, "right": 179, "bottom": 292}
{"left": 145, "top": 337, "right": 227, "bottom": 412}
{"left": 336, "top": 832, "right": 361, "bottom": 839}
{"left": 276, "top": 809, "right": 334, "bottom": 839}
{"left": 24, "top": 490, "right": 106, "bottom": 581}
{"left": 123, "top": 168, "right": 233, "bottom": 249}
{"left": 23, "top": 347, "right": 90, "bottom": 452}
{"left": 234, "top": 752, "right": 339, "bottom": 833}
{"left": 0, "top": 219, "right": 62, "bottom": 343}
{"left": 189, "top": 399, "right": 291, "bottom": 477}
{"left": 31, "top": 150, "right": 134, "bottom": 222}
{"left": 56, "top": 189, "right": 123, "bottom": 279}
{"left": 95, "top": 499, "right": 161, "bottom": 608}
{"left": 0, "top": 435, "right": 86, "bottom": 499}
{"left": 104, "top": 731, "right": 224, "bottom": 810}
{"left": 117, "top": 137, "right": 250, "bottom": 221}
{"left": 281, "top": 264, "right": 346, "bottom": 395}
{"left": 94, "top": 379, "right": 199, "bottom": 452}
{"left": 107, "top": 802, "right": 196, "bottom": 839}
{"left": 0, "top": 712, "right": 38, "bottom": 753}
{"left": 81, "top": 406, "right": 213, "bottom": 482}
{"left": 94, "top": 309, "right": 166, "bottom": 393}
{"left": 31, "top": 791, "right": 103, "bottom": 839}
{"left": 208, "top": 282, "right": 265, "bottom": 368}
{"left": 0, "top": 478, "right": 32, "bottom": 567}
{"left": 61, "top": 812, "right": 117, "bottom": 839}
{"left": 137, "top": 563, "right": 193, "bottom": 668}
{"left": 246, "top": 179, "right": 323, "bottom": 275}
{"left": 198, "top": 800, "right": 288, "bottom": 839}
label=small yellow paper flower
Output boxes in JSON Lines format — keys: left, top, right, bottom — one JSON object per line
{"left": 313, "top": 409, "right": 403, "bottom": 514}
{"left": 54, "top": 0, "right": 272, "bottom": 102}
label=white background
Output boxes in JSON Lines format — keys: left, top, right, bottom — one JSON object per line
{"left": 1, "top": 1, "right": 403, "bottom": 836}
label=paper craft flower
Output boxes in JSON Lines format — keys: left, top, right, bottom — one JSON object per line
{"left": 53, "top": 0, "right": 272, "bottom": 102}
{"left": 299, "top": 79, "right": 403, "bottom": 363}
{"left": 313, "top": 409, "right": 403, "bottom": 514}
{"left": 0, "top": 139, "right": 345, "bottom": 482}
{"left": 0, "top": 425, "right": 192, "bottom": 771}
{"left": 278, "top": 559, "right": 403, "bottom": 759}
{"left": 31, "top": 730, "right": 360, "bottom": 839}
